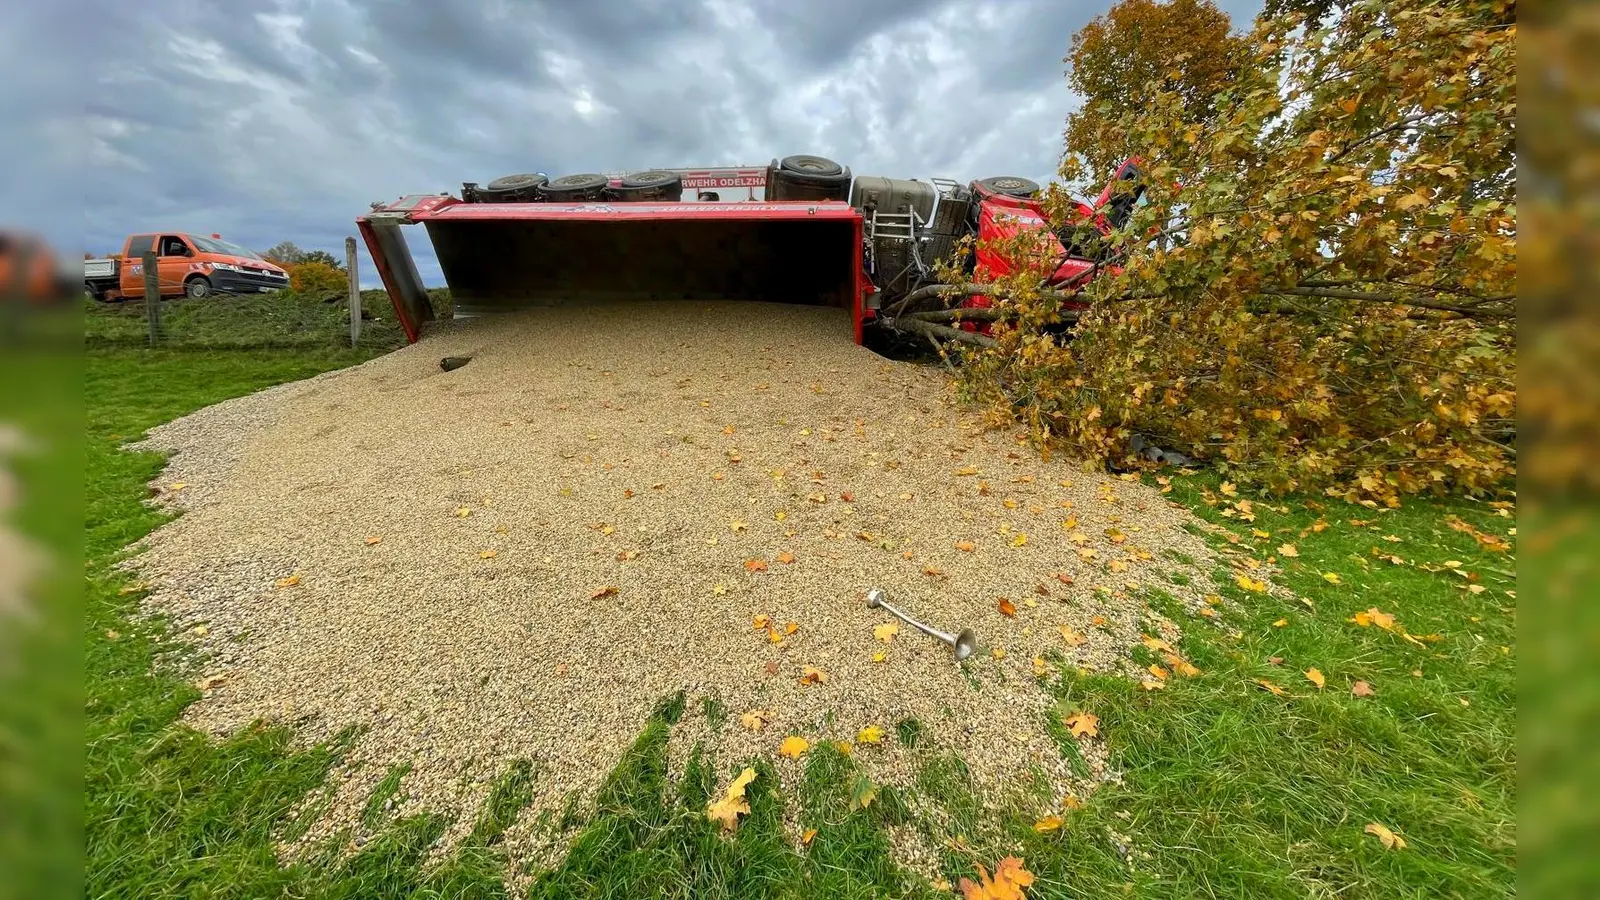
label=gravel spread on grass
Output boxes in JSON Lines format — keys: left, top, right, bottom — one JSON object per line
{"left": 126, "top": 300, "right": 1230, "bottom": 875}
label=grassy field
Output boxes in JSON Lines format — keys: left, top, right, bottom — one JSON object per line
{"left": 80, "top": 298, "right": 1515, "bottom": 898}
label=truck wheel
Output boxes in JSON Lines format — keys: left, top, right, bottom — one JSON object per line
{"left": 610, "top": 170, "right": 684, "bottom": 202}
{"left": 185, "top": 276, "right": 212, "bottom": 299}
{"left": 482, "top": 173, "right": 548, "bottom": 201}
{"left": 538, "top": 173, "right": 610, "bottom": 202}
{"left": 974, "top": 175, "right": 1040, "bottom": 199}
{"left": 780, "top": 155, "right": 843, "bottom": 177}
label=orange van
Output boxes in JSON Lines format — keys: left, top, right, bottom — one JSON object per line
{"left": 86, "top": 232, "right": 289, "bottom": 301}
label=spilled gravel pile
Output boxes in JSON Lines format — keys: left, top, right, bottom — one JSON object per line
{"left": 126, "top": 300, "right": 1228, "bottom": 875}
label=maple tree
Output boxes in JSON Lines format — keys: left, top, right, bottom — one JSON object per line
{"left": 959, "top": 0, "right": 1514, "bottom": 504}
{"left": 1063, "top": 0, "right": 1251, "bottom": 181}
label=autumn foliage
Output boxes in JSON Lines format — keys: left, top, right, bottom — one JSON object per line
{"left": 959, "top": 0, "right": 1515, "bottom": 505}
{"left": 285, "top": 260, "right": 346, "bottom": 298}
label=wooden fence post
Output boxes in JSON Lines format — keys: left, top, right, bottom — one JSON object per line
{"left": 346, "top": 236, "right": 361, "bottom": 347}
{"left": 141, "top": 250, "right": 162, "bottom": 347}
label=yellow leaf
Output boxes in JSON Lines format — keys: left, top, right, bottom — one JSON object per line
{"left": 1278, "top": 544, "right": 1298, "bottom": 557}
{"left": 705, "top": 767, "right": 758, "bottom": 832}
{"left": 871, "top": 650, "right": 887, "bottom": 663}
{"left": 1305, "top": 668, "right": 1326, "bottom": 689}
{"left": 1256, "top": 679, "right": 1289, "bottom": 697}
{"left": 784, "top": 622, "right": 798, "bottom": 635}
{"left": 1149, "top": 663, "right": 1169, "bottom": 680}
{"left": 729, "top": 520, "right": 748, "bottom": 533}
{"left": 1252, "top": 528, "right": 1271, "bottom": 539}
{"left": 802, "top": 828, "right": 817, "bottom": 846}
{"left": 776, "top": 551, "right": 797, "bottom": 565}
{"left": 364, "top": 536, "right": 383, "bottom": 546}
{"left": 479, "top": 549, "right": 497, "bottom": 559}
{"left": 455, "top": 506, "right": 471, "bottom": 518}
{"left": 1032, "top": 656, "right": 1049, "bottom": 677}
{"left": 275, "top": 575, "right": 301, "bottom": 589}
{"left": 1236, "top": 573, "right": 1267, "bottom": 593}
{"left": 798, "top": 665, "right": 827, "bottom": 685}
{"left": 834, "top": 740, "right": 854, "bottom": 756}
{"left": 740, "top": 710, "right": 771, "bottom": 731}
{"left": 873, "top": 622, "right": 899, "bottom": 643}
{"left": 1060, "top": 626, "right": 1087, "bottom": 647}
{"left": 991, "top": 647, "right": 1006, "bottom": 660}
{"left": 1172, "top": 658, "right": 1201, "bottom": 678}
{"left": 1033, "top": 815, "right": 1063, "bottom": 833}
{"left": 1141, "top": 634, "right": 1176, "bottom": 655}
{"left": 1003, "top": 498, "right": 1018, "bottom": 509}
{"left": 1063, "top": 711, "right": 1099, "bottom": 738}
{"left": 1010, "top": 533, "right": 1028, "bottom": 547}
{"left": 857, "top": 725, "right": 884, "bottom": 744}
{"left": 959, "top": 856, "right": 1036, "bottom": 900}
{"left": 955, "top": 540, "right": 977, "bottom": 552}
{"left": 1322, "top": 572, "right": 1342, "bottom": 585}
{"left": 774, "top": 510, "right": 787, "bottom": 522}
{"left": 1061, "top": 514, "right": 1079, "bottom": 529}
{"left": 1350, "top": 607, "right": 1396, "bottom": 630}
{"left": 1272, "top": 618, "right": 1288, "bottom": 627}
{"left": 779, "top": 736, "right": 810, "bottom": 759}
{"left": 1220, "top": 482, "right": 1238, "bottom": 497}
{"left": 1364, "top": 822, "right": 1407, "bottom": 850}
{"left": 955, "top": 465, "right": 980, "bottom": 476}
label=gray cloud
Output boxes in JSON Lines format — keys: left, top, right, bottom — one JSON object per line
{"left": 12, "top": 0, "right": 1258, "bottom": 282}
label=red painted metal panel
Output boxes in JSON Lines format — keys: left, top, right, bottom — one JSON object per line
{"left": 414, "top": 201, "right": 859, "bottom": 223}
{"left": 358, "top": 218, "right": 420, "bottom": 344}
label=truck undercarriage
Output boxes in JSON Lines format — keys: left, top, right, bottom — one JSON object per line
{"left": 360, "top": 156, "right": 1143, "bottom": 350}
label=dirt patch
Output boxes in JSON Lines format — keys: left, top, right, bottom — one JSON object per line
{"left": 126, "top": 300, "right": 1227, "bottom": 873}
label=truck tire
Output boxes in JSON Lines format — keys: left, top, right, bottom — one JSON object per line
{"left": 974, "top": 175, "right": 1040, "bottom": 199}
{"left": 780, "top": 155, "right": 843, "bottom": 177}
{"left": 481, "top": 173, "right": 548, "bottom": 202}
{"left": 185, "top": 275, "right": 212, "bottom": 299}
{"left": 538, "top": 173, "right": 610, "bottom": 202}
{"left": 609, "top": 170, "right": 684, "bottom": 201}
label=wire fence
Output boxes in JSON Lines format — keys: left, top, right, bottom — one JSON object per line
{"left": 83, "top": 285, "right": 452, "bottom": 352}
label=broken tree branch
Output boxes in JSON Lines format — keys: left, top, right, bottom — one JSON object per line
{"left": 884, "top": 315, "right": 998, "bottom": 348}
{"left": 1268, "top": 286, "right": 1513, "bottom": 319}
{"left": 882, "top": 282, "right": 1085, "bottom": 320}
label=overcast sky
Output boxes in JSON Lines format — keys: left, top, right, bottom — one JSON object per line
{"left": 15, "top": 0, "right": 1257, "bottom": 285}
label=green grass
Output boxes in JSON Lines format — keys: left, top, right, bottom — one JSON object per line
{"left": 80, "top": 339, "right": 1516, "bottom": 898}
{"left": 82, "top": 288, "right": 451, "bottom": 352}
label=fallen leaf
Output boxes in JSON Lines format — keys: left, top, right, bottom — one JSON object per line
{"left": 1351, "top": 680, "right": 1375, "bottom": 698}
{"left": 801, "top": 828, "right": 818, "bottom": 846}
{"left": 729, "top": 520, "right": 748, "bottom": 533}
{"left": 955, "top": 540, "right": 977, "bottom": 552}
{"left": 990, "top": 647, "right": 1006, "bottom": 660}
{"left": 1060, "top": 626, "right": 1087, "bottom": 647}
{"left": 763, "top": 660, "right": 780, "bottom": 675}
{"left": 955, "top": 465, "right": 980, "bottom": 476}
{"left": 1236, "top": 573, "right": 1267, "bottom": 593}
{"left": 1055, "top": 573, "right": 1075, "bottom": 586}
{"left": 616, "top": 549, "right": 639, "bottom": 561}
{"left": 712, "top": 583, "right": 728, "bottom": 596}
{"left": 1064, "top": 711, "right": 1100, "bottom": 738}
{"left": 839, "top": 491, "right": 855, "bottom": 502}
{"left": 1090, "top": 615, "right": 1107, "bottom": 627}
{"left": 1364, "top": 822, "right": 1407, "bottom": 850}
{"left": 275, "top": 575, "right": 301, "bottom": 589}
{"left": 923, "top": 565, "right": 946, "bottom": 578}
{"left": 873, "top": 622, "right": 899, "bottom": 643}
{"left": 871, "top": 651, "right": 887, "bottom": 663}
{"left": 1272, "top": 618, "right": 1288, "bottom": 627}
{"left": 851, "top": 775, "right": 878, "bottom": 809}
{"left": 1323, "top": 572, "right": 1343, "bottom": 585}
{"left": 776, "top": 551, "right": 797, "bottom": 565}
{"left": 959, "top": 856, "right": 1036, "bottom": 900}
{"left": 1278, "top": 543, "right": 1299, "bottom": 557}
{"left": 1220, "top": 481, "right": 1238, "bottom": 497}
{"left": 1032, "top": 657, "right": 1049, "bottom": 677}
{"left": 1142, "top": 635, "right": 1176, "bottom": 655}
{"left": 779, "top": 736, "right": 810, "bottom": 758}
{"left": 1010, "top": 533, "right": 1028, "bottom": 547}
{"left": 1256, "top": 679, "right": 1289, "bottom": 697}
{"left": 706, "top": 767, "right": 758, "bottom": 832}
{"left": 744, "top": 558, "right": 769, "bottom": 573}
{"left": 998, "top": 598, "right": 1018, "bottom": 617}
{"left": 740, "top": 710, "right": 771, "bottom": 731}
{"left": 455, "top": 507, "right": 471, "bottom": 518}
{"left": 590, "top": 585, "right": 619, "bottom": 599}
{"left": 1268, "top": 656, "right": 1284, "bottom": 666}
{"left": 1350, "top": 608, "right": 1396, "bottom": 630}
{"left": 1305, "top": 668, "right": 1326, "bottom": 689}
{"left": 1033, "top": 815, "right": 1063, "bottom": 833}
{"left": 857, "top": 725, "right": 884, "bottom": 744}
{"left": 774, "top": 510, "right": 787, "bottom": 522}
{"left": 799, "top": 666, "right": 827, "bottom": 685}
{"left": 364, "top": 536, "right": 383, "bottom": 546}
{"left": 479, "top": 549, "right": 498, "bottom": 560}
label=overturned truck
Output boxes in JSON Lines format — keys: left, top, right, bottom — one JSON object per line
{"left": 359, "top": 155, "right": 1144, "bottom": 348}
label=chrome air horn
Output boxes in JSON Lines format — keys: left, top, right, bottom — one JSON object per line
{"left": 865, "top": 587, "right": 978, "bottom": 661}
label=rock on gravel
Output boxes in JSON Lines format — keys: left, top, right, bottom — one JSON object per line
{"left": 126, "top": 300, "right": 1228, "bottom": 873}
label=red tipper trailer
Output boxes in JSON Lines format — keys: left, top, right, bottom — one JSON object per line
{"left": 359, "top": 157, "right": 1145, "bottom": 347}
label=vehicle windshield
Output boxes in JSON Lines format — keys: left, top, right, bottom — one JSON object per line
{"left": 191, "top": 236, "right": 264, "bottom": 260}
